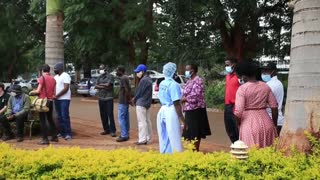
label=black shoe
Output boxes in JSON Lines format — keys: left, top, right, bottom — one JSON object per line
{"left": 116, "top": 136, "right": 129, "bottom": 142}
{"left": 38, "top": 139, "right": 50, "bottom": 145}
{"left": 2, "top": 134, "right": 14, "bottom": 141}
{"left": 110, "top": 132, "right": 117, "bottom": 137}
{"left": 17, "top": 137, "right": 24, "bottom": 142}
{"left": 50, "top": 136, "right": 59, "bottom": 142}
{"left": 100, "top": 132, "right": 110, "bottom": 135}
{"left": 134, "top": 141, "right": 147, "bottom": 145}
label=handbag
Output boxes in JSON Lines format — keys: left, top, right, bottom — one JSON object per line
{"left": 32, "top": 76, "right": 50, "bottom": 112}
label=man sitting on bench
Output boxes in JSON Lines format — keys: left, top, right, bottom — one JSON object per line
{"left": 0, "top": 85, "right": 30, "bottom": 142}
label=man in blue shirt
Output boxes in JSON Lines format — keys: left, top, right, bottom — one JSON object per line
{"left": 157, "top": 62, "right": 186, "bottom": 154}
{"left": 132, "top": 64, "right": 153, "bottom": 145}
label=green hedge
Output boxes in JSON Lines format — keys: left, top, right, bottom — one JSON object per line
{"left": 0, "top": 142, "right": 319, "bottom": 179}
{"left": 205, "top": 80, "right": 225, "bottom": 109}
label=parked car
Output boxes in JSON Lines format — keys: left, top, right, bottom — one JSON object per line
{"left": 76, "top": 77, "right": 98, "bottom": 97}
{"left": 152, "top": 74, "right": 187, "bottom": 103}
{"left": 147, "top": 70, "right": 163, "bottom": 78}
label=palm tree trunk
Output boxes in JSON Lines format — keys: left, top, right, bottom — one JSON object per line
{"left": 278, "top": 0, "right": 320, "bottom": 153}
{"left": 45, "top": 0, "right": 64, "bottom": 73}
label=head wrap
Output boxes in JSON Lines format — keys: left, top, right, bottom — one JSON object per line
{"left": 163, "top": 62, "right": 177, "bottom": 78}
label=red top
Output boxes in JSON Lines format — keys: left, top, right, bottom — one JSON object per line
{"left": 225, "top": 73, "right": 240, "bottom": 104}
{"left": 38, "top": 73, "right": 56, "bottom": 100}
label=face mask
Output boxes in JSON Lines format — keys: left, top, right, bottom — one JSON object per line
{"left": 225, "top": 66, "right": 233, "bottom": 73}
{"left": 238, "top": 78, "right": 245, "bottom": 85}
{"left": 99, "top": 70, "right": 105, "bottom": 74}
{"left": 185, "top": 71, "right": 191, "bottom": 78}
{"left": 261, "top": 74, "right": 272, "bottom": 82}
{"left": 136, "top": 72, "right": 143, "bottom": 78}
{"left": 10, "top": 92, "right": 16, "bottom": 97}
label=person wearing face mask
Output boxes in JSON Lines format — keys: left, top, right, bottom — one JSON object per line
{"left": 115, "top": 66, "right": 132, "bottom": 142}
{"left": 0, "top": 85, "right": 30, "bottom": 142}
{"left": 95, "top": 64, "right": 116, "bottom": 137}
{"left": 157, "top": 62, "right": 185, "bottom": 154}
{"left": 53, "top": 62, "right": 73, "bottom": 140}
{"left": 234, "top": 61, "right": 278, "bottom": 148}
{"left": 181, "top": 64, "right": 211, "bottom": 151}
{"left": 261, "top": 62, "right": 284, "bottom": 134}
{"left": 224, "top": 57, "right": 240, "bottom": 144}
{"left": 132, "top": 64, "right": 153, "bottom": 145}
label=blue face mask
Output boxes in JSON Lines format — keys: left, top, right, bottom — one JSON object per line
{"left": 185, "top": 71, "right": 191, "bottom": 78}
{"left": 225, "top": 66, "right": 233, "bottom": 73}
{"left": 261, "top": 74, "right": 272, "bottom": 82}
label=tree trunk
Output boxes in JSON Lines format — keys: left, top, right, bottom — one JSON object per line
{"left": 278, "top": 0, "right": 320, "bottom": 153}
{"left": 45, "top": 0, "right": 64, "bottom": 73}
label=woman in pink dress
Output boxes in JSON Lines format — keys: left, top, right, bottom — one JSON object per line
{"left": 234, "top": 61, "right": 278, "bottom": 148}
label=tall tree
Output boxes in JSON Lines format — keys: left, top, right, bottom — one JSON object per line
{"left": 278, "top": 0, "right": 320, "bottom": 153}
{"left": 206, "top": 0, "right": 291, "bottom": 61}
{"left": 46, "top": 0, "right": 64, "bottom": 71}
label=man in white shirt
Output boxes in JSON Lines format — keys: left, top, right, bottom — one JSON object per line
{"left": 54, "top": 62, "right": 72, "bottom": 140}
{"left": 261, "top": 62, "right": 284, "bottom": 134}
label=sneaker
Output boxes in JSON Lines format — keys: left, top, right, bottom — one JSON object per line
{"left": 134, "top": 141, "right": 147, "bottom": 145}
{"left": 110, "top": 132, "right": 117, "bottom": 137}
{"left": 100, "top": 132, "right": 110, "bottom": 135}
{"left": 116, "top": 136, "right": 129, "bottom": 142}
{"left": 38, "top": 139, "right": 50, "bottom": 145}
{"left": 57, "top": 133, "right": 63, "bottom": 138}
{"left": 49, "top": 136, "right": 59, "bottom": 142}
{"left": 17, "top": 137, "right": 24, "bottom": 142}
{"left": 64, "top": 135, "right": 72, "bottom": 141}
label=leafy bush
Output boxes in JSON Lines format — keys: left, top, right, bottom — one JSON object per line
{"left": 0, "top": 143, "right": 320, "bottom": 179}
{"left": 205, "top": 80, "right": 225, "bottom": 109}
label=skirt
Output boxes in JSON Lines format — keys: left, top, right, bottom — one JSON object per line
{"left": 182, "top": 108, "right": 212, "bottom": 141}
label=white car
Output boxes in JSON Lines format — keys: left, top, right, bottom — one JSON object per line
{"left": 147, "top": 70, "right": 163, "bottom": 77}
{"left": 152, "top": 75, "right": 187, "bottom": 103}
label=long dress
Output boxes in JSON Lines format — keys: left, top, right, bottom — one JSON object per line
{"left": 234, "top": 81, "right": 278, "bottom": 148}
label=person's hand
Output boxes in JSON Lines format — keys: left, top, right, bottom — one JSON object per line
{"left": 179, "top": 116, "right": 187, "bottom": 131}
{"left": 181, "top": 96, "right": 187, "bottom": 104}
{"left": 7, "top": 115, "right": 14, "bottom": 121}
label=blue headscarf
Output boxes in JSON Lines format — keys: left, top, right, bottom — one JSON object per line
{"left": 163, "top": 62, "right": 177, "bottom": 79}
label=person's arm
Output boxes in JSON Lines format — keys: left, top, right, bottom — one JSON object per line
{"left": 271, "top": 108, "right": 278, "bottom": 127}
{"left": 174, "top": 100, "right": 185, "bottom": 126}
{"left": 124, "top": 78, "right": 131, "bottom": 102}
{"left": 0, "top": 105, "right": 7, "bottom": 115}
{"left": 134, "top": 79, "right": 145, "bottom": 102}
{"left": 170, "top": 82, "right": 186, "bottom": 129}
{"left": 56, "top": 83, "right": 70, "bottom": 98}
{"left": 234, "top": 87, "right": 245, "bottom": 126}
{"left": 5, "top": 96, "right": 13, "bottom": 116}
{"left": 13, "top": 95, "right": 31, "bottom": 118}
{"left": 267, "top": 89, "right": 278, "bottom": 127}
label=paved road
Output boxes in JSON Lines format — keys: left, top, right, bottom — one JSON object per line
{"left": 3, "top": 97, "right": 230, "bottom": 152}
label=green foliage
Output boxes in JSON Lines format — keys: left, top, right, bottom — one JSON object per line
{"left": 205, "top": 80, "right": 225, "bottom": 109}
{"left": 0, "top": 143, "right": 320, "bottom": 179}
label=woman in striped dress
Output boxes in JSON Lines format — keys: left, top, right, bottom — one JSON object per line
{"left": 234, "top": 61, "right": 278, "bottom": 148}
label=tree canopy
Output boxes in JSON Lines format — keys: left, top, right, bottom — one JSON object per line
{"left": 0, "top": 0, "right": 292, "bottom": 80}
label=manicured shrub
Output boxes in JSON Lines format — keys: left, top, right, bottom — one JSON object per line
{"left": 0, "top": 143, "right": 319, "bottom": 179}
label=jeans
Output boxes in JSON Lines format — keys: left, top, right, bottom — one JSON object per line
{"left": 0, "top": 113, "right": 27, "bottom": 138}
{"left": 118, "top": 104, "right": 130, "bottom": 138}
{"left": 39, "top": 101, "right": 57, "bottom": 139}
{"left": 98, "top": 99, "right": 116, "bottom": 133}
{"left": 54, "top": 100, "right": 72, "bottom": 137}
{"left": 136, "top": 106, "right": 152, "bottom": 143}
{"left": 224, "top": 104, "right": 239, "bottom": 143}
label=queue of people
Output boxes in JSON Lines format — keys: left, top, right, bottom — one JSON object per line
{"left": 0, "top": 58, "right": 284, "bottom": 153}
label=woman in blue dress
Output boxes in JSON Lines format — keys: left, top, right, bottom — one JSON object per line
{"left": 157, "top": 62, "right": 186, "bottom": 154}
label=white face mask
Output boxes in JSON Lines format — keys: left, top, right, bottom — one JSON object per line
{"left": 10, "top": 92, "right": 17, "bottom": 97}
{"left": 238, "top": 78, "right": 245, "bottom": 85}
{"left": 136, "top": 71, "right": 143, "bottom": 78}
{"left": 99, "top": 70, "right": 105, "bottom": 74}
